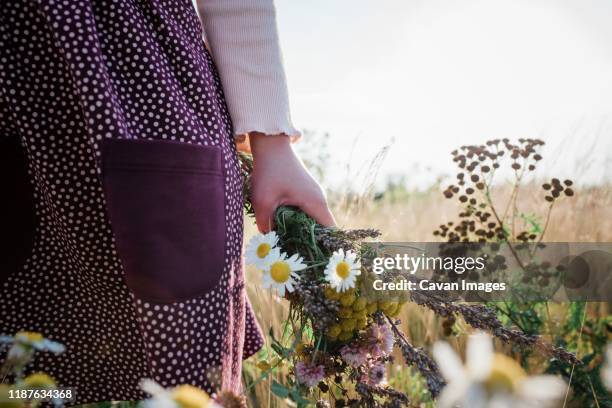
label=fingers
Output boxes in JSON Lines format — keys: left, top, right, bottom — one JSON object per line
{"left": 253, "top": 186, "right": 336, "bottom": 232}
{"left": 253, "top": 197, "right": 276, "bottom": 233}
{"left": 299, "top": 196, "right": 337, "bottom": 227}
{"left": 254, "top": 196, "right": 335, "bottom": 232}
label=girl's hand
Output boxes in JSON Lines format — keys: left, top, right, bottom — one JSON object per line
{"left": 249, "top": 133, "right": 336, "bottom": 232}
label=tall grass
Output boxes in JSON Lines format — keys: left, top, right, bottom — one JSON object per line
{"left": 243, "top": 181, "right": 612, "bottom": 407}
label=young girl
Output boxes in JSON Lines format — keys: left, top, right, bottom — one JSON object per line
{"left": 0, "top": 0, "right": 333, "bottom": 403}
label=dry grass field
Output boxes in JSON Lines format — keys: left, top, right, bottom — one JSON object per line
{"left": 242, "top": 181, "right": 612, "bottom": 407}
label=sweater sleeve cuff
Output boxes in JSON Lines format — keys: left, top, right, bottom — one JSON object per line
{"left": 196, "top": 0, "right": 301, "bottom": 141}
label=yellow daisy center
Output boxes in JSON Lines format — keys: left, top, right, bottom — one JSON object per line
{"left": 23, "top": 373, "right": 56, "bottom": 388}
{"left": 17, "top": 331, "right": 43, "bottom": 343}
{"left": 172, "top": 385, "right": 211, "bottom": 408}
{"left": 483, "top": 353, "right": 527, "bottom": 393}
{"left": 336, "top": 261, "right": 351, "bottom": 279}
{"left": 256, "top": 243, "right": 271, "bottom": 259}
{"left": 270, "top": 261, "right": 291, "bottom": 283}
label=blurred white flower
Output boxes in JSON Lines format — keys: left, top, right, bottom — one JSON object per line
{"left": 141, "top": 379, "right": 219, "bottom": 408}
{"left": 433, "top": 332, "right": 566, "bottom": 408}
{"left": 261, "top": 248, "right": 305, "bottom": 296}
{"left": 141, "top": 380, "right": 176, "bottom": 408}
{"left": 604, "top": 344, "right": 612, "bottom": 392}
{"left": 0, "top": 331, "right": 65, "bottom": 353}
{"left": 0, "top": 331, "right": 65, "bottom": 370}
{"left": 245, "top": 231, "right": 279, "bottom": 269}
{"left": 324, "top": 248, "right": 361, "bottom": 293}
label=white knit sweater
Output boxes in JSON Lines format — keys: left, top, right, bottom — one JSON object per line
{"left": 195, "top": 0, "right": 300, "bottom": 139}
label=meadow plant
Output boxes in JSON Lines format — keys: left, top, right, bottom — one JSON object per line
{"left": 432, "top": 139, "right": 610, "bottom": 407}
{"left": 238, "top": 145, "right": 581, "bottom": 407}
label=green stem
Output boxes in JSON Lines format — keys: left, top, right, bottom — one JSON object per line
{"left": 302, "top": 262, "right": 328, "bottom": 270}
{"left": 311, "top": 334, "right": 323, "bottom": 364}
{"left": 245, "top": 359, "right": 285, "bottom": 391}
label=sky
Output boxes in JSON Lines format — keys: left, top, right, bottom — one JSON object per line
{"left": 274, "top": 0, "right": 612, "bottom": 188}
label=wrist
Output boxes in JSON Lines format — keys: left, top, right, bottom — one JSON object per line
{"left": 250, "top": 132, "right": 293, "bottom": 158}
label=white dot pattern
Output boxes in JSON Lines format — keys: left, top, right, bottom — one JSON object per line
{"left": 0, "top": 0, "right": 264, "bottom": 403}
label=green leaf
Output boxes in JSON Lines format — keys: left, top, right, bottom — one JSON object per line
{"left": 271, "top": 380, "right": 290, "bottom": 399}
{"left": 290, "top": 389, "right": 311, "bottom": 407}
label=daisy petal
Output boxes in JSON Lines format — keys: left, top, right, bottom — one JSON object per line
{"left": 433, "top": 342, "right": 465, "bottom": 381}
{"left": 519, "top": 375, "right": 566, "bottom": 403}
{"left": 140, "top": 379, "right": 167, "bottom": 396}
{"left": 466, "top": 332, "right": 493, "bottom": 381}
{"left": 464, "top": 383, "right": 488, "bottom": 408}
{"left": 436, "top": 381, "right": 470, "bottom": 408}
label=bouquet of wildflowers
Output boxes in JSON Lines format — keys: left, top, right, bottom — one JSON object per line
{"left": 239, "top": 149, "right": 580, "bottom": 408}
{"left": 243, "top": 205, "right": 410, "bottom": 407}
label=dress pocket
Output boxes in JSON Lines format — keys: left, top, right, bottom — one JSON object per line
{"left": 101, "top": 138, "right": 225, "bottom": 303}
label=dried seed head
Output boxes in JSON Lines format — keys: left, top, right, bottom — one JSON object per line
{"left": 215, "top": 391, "right": 247, "bottom": 408}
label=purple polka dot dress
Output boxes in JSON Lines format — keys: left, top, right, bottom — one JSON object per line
{"left": 0, "top": 0, "right": 264, "bottom": 403}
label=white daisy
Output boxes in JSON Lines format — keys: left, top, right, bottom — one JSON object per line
{"left": 433, "top": 332, "right": 566, "bottom": 408}
{"left": 324, "top": 248, "right": 361, "bottom": 293}
{"left": 261, "top": 248, "right": 305, "bottom": 296}
{"left": 141, "top": 379, "right": 177, "bottom": 408}
{"left": 0, "top": 331, "right": 65, "bottom": 370}
{"left": 245, "top": 231, "right": 279, "bottom": 269}
{"left": 140, "top": 379, "right": 219, "bottom": 408}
